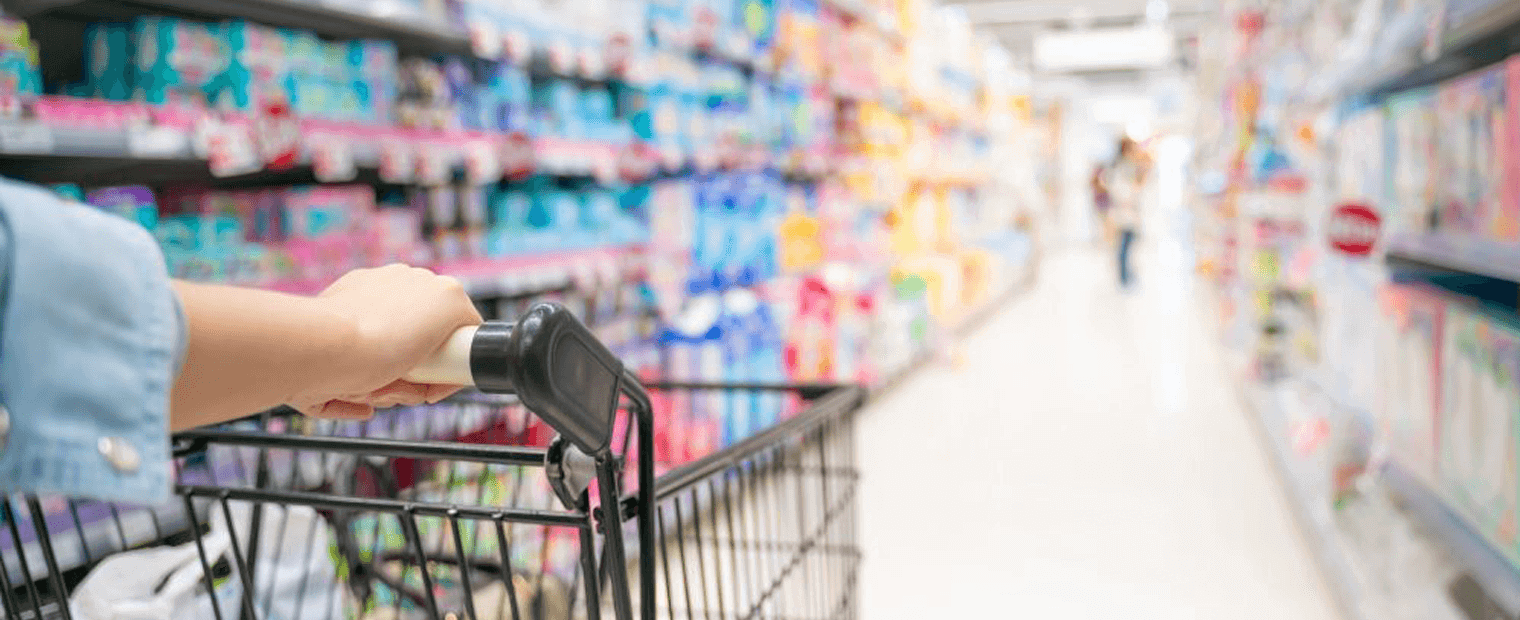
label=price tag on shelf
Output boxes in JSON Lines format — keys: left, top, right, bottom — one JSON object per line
{"left": 620, "top": 53, "right": 652, "bottom": 86}
{"left": 604, "top": 33, "right": 632, "bottom": 78}
{"left": 415, "top": 142, "right": 452, "bottom": 185}
{"left": 0, "top": 122, "right": 54, "bottom": 154}
{"left": 464, "top": 140, "right": 500, "bottom": 184}
{"left": 592, "top": 146, "right": 617, "bottom": 185}
{"left": 617, "top": 141, "right": 657, "bottom": 183}
{"left": 127, "top": 124, "right": 185, "bottom": 158}
{"left": 378, "top": 139, "right": 416, "bottom": 184}
{"left": 311, "top": 134, "right": 357, "bottom": 183}
{"left": 692, "top": 6, "right": 718, "bottom": 50}
{"left": 571, "top": 261, "right": 595, "bottom": 290}
{"left": 470, "top": 22, "right": 504, "bottom": 59}
{"left": 579, "top": 46, "right": 605, "bottom": 79}
{"left": 693, "top": 148, "right": 718, "bottom": 172}
{"left": 0, "top": 94, "right": 21, "bottom": 121}
{"left": 659, "top": 143, "right": 685, "bottom": 171}
{"left": 198, "top": 118, "right": 261, "bottom": 177}
{"left": 504, "top": 28, "right": 532, "bottom": 63}
{"left": 501, "top": 132, "right": 536, "bottom": 180}
{"left": 539, "top": 140, "right": 568, "bottom": 175}
{"left": 548, "top": 38, "right": 575, "bottom": 74}
{"left": 255, "top": 102, "right": 300, "bottom": 170}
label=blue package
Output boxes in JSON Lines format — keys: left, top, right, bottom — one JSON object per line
{"left": 85, "top": 22, "right": 133, "bottom": 100}
{"left": 133, "top": 17, "right": 230, "bottom": 107}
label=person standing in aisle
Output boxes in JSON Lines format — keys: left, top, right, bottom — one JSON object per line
{"left": 1107, "top": 137, "right": 1148, "bottom": 290}
{"left": 0, "top": 177, "right": 481, "bottom": 503}
{"left": 1091, "top": 163, "right": 1113, "bottom": 246}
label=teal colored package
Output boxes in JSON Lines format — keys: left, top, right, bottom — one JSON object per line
{"left": 85, "top": 23, "right": 133, "bottom": 100}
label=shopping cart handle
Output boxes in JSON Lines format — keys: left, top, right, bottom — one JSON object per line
{"left": 404, "top": 303, "right": 626, "bottom": 456}
{"left": 404, "top": 325, "right": 480, "bottom": 386}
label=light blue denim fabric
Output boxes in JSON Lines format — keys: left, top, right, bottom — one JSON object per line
{"left": 0, "top": 178, "right": 181, "bottom": 503}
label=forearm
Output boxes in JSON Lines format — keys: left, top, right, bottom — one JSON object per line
{"left": 169, "top": 281, "right": 359, "bottom": 430}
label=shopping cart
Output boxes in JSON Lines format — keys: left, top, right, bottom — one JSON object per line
{"left": 0, "top": 302, "right": 864, "bottom": 620}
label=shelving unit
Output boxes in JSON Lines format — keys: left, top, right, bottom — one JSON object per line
{"left": 1384, "top": 233, "right": 1520, "bottom": 283}
{"left": 1237, "top": 380, "right": 1376, "bottom": 620}
{"left": 437, "top": 244, "right": 645, "bottom": 297}
{"left": 1362, "top": 0, "right": 1520, "bottom": 99}
{"left": 1366, "top": 6, "right": 1520, "bottom": 604}
{"left": 1, "top": 0, "right": 470, "bottom": 55}
{"left": 1383, "top": 464, "right": 1520, "bottom": 616}
{"left": 0, "top": 98, "right": 628, "bottom": 186}
{"left": 868, "top": 256, "right": 1037, "bottom": 398}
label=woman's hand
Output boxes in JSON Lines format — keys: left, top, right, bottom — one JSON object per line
{"left": 288, "top": 264, "right": 483, "bottom": 420}
{"left": 170, "top": 265, "right": 481, "bottom": 430}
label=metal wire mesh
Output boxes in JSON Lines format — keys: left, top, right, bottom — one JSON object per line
{"left": 0, "top": 384, "right": 861, "bottom": 620}
{"left": 625, "top": 385, "right": 861, "bottom": 620}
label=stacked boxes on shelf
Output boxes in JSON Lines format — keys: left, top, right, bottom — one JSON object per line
{"left": 0, "top": 16, "right": 41, "bottom": 98}
{"left": 60, "top": 179, "right": 648, "bottom": 291}
{"left": 1377, "top": 284, "right": 1520, "bottom": 569}
{"left": 1374, "top": 55, "right": 1518, "bottom": 246}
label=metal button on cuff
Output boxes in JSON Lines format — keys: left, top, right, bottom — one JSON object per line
{"left": 98, "top": 437, "right": 140, "bottom": 473}
{"left": 0, "top": 404, "right": 9, "bottom": 450}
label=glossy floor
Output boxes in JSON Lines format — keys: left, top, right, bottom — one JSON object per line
{"left": 854, "top": 245, "right": 1344, "bottom": 619}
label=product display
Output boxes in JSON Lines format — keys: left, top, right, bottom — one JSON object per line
{"left": 1196, "top": 2, "right": 1520, "bottom": 617}
{"left": 0, "top": 0, "right": 1037, "bottom": 614}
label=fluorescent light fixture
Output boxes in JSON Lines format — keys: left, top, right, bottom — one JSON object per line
{"left": 1033, "top": 27, "right": 1175, "bottom": 72}
{"left": 1145, "top": 0, "right": 1169, "bottom": 24}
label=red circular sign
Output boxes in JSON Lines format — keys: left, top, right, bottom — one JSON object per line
{"left": 1328, "top": 203, "right": 1380, "bottom": 256}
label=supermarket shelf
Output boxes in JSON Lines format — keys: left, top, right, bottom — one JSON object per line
{"left": 868, "top": 257, "right": 1037, "bottom": 400}
{"left": 0, "top": 102, "right": 627, "bottom": 186}
{"left": 1383, "top": 463, "right": 1520, "bottom": 616}
{"left": 248, "top": 245, "right": 644, "bottom": 297}
{"left": 0, "top": 118, "right": 205, "bottom": 184}
{"left": 1443, "top": 1, "right": 1520, "bottom": 63}
{"left": 816, "top": 0, "right": 903, "bottom": 45}
{"left": 2, "top": 0, "right": 471, "bottom": 55}
{"left": 1363, "top": 1, "right": 1520, "bottom": 99}
{"left": 0, "top": 118, "right": 192, "bottom": 159}
{"left": 1384, "top": 233, "right": 1520, "bottom": 283}
{"left": 436, "top": 244, "right": 646, "bottom": 297}
{"left": 1237, "top": 380, "right": 1376, "bottom": 620}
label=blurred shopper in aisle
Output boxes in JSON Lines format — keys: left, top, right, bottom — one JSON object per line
{"left": 1091, "top": 163, "right": 1113, "bottom": 246}
{"left": 1107, "top": 136, "right": 1148, "bottom": 289}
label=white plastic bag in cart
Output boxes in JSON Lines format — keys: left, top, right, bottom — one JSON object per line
{"left": 71, "top": 502, "right": 347, "bottom": 620}
{"left": 233, "top": 503, "right": 348, "bottom": 620}
{"left": 69, "top": 504, "right": 242, "bottom": 620}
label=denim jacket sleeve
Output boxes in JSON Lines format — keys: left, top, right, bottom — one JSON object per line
{"left": 0, "top": 178, "right": 182, "bottom": 503}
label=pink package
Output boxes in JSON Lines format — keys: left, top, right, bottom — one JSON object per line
{"left": 369, "top": 207, "right": 429, "bottom": 265}
{"left": 1501, "top": 57, "right": 1520, "bottom": 241}
{"left": 281, "top": 185, "right": 376, "bottom": 282}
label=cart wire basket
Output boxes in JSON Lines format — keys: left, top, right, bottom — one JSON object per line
{"left": 0, "top": 302, "right": 864, "bottom": 620}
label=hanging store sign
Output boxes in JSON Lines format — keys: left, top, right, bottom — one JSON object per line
{"left": 1328, "top": 202, "right": 1381, "bottom": 257}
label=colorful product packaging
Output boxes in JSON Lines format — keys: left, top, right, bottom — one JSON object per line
{"left": 1437, "top": 301, "right": 1520, "bottom": 556}
{"left": 86, "top": 185, "right": 159, "bottom": 231}
{"left": 1377, "top": 284, "right": 1446, "bottom": 486}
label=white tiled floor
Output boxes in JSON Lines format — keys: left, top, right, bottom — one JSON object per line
{"left": 854, "top": 246, "right": 1346, "bottom": 619}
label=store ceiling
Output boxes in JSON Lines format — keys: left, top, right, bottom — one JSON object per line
{"left": 941, "top": 0, "right": 1216, "bottom": 71}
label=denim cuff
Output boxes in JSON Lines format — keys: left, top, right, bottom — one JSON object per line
{"left": 0, "top": 179, "right": 178, "bottom": 503}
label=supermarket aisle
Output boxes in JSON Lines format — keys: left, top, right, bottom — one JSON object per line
{"left": 854, "top": 246, "right": 1344, "bottom": 619}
